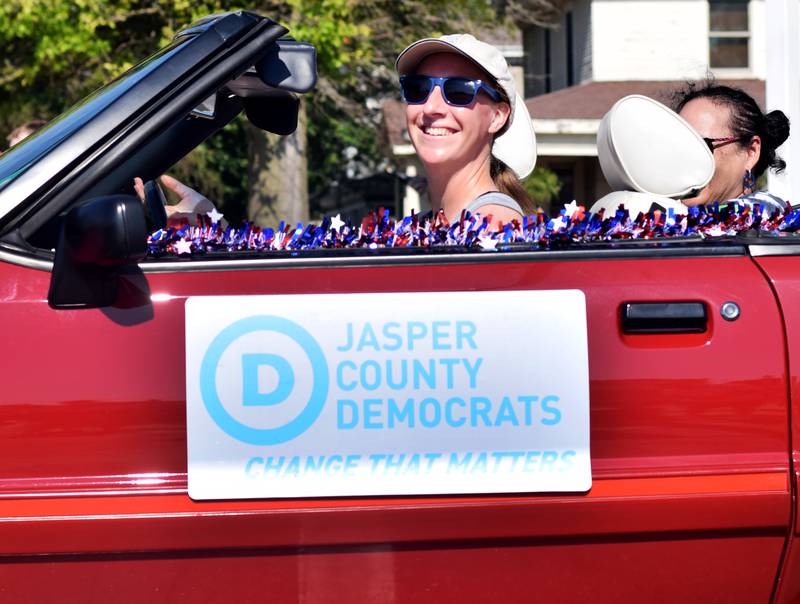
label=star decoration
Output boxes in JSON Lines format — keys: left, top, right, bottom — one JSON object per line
{"left": 206, "top": 207, "right": 224, "bottom": 224}
{"left": 330, "top": 213, "right": 345, "bottom": 231}
{"left": 550, "top": 215, "right": 568, "bottom": 232}
{"left": 174, "top": 239, "right": 192, "bottom": 255}
{"left": 478, "top": 236, "right": 498, "bottom": 251}
{"left": 563, "top": 200, "right": 580, "bottom": 219}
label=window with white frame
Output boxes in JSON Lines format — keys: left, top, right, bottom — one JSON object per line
{"left": 709, "top": 0, "right": 750, "bottom": 68}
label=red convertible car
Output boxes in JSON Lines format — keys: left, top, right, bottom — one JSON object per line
{"left": 1, "top": 11, "right": 800, "bottom": 603}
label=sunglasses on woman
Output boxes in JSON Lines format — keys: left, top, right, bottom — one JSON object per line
{"left": 702, "top": 136, "right": 748, "bottom": 152}
{"left": 400, "top": 75, "right": 504, "bottom": 107}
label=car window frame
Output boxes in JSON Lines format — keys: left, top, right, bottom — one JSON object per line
{"left": 0, "top": 12, "right": 287, "bottom": 242}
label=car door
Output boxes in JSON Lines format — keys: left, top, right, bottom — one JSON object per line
{"left": 751, "top": 242, "right": 800, "bottom": 604}
{"left": 0, "top": 237, "right": 790, "bottom": 603}
{"left": 0, "top": 10, "right": 791, "bottom": 601}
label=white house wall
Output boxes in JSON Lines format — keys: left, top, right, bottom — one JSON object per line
{"left": 591, "top": 0, "right": 767, "bottom": 81}
{"left": 750, "top": 0, "right": 768, "bottom": 78}
{"left": 534, "top": 119, "right": 601, "bottom": 156}
{"left": 765, "top": 0, "right": 799, "bottom": 201}
{"left": 592, "top": 0, "right": 708, "bottom": 80}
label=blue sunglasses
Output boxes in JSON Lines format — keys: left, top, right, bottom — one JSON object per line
{"left": 400, "top": 75, "right": 504, "bottom": 106}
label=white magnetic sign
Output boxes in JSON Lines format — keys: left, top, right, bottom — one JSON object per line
{"left": 185, "top": 290, "right": 591, "bottom": 499}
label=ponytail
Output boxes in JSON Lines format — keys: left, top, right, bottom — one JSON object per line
{"left": 491, "top": 157, "right": 535, "bottom": 214}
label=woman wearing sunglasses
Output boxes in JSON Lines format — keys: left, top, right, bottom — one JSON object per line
{"left": 396, "top": 34, "right": 537, "bottom": 225}
{"left": 674, "top": 83, "right": 790, "bottom": 212}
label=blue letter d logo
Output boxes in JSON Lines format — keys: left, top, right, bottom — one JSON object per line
{"left": 242, "top": 354, "right": 294, "bottom": 406}
{"left": 200, "top": 316, "right": 328, "bottom": 445}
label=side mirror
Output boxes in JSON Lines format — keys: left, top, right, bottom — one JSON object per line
{"left": 223, "top": 39, "right": 316, "bottom": 136}
{"left": 48, "top": 195, "right": 148, "bottom": 309}
{"left": 256, "top": 38, "right": 317, "bottom": 93}
{"left": 243, "top": 93, "right": 300, "bottom": 135}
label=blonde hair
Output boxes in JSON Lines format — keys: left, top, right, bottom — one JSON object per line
{"left": 491, "top": 157, "right": 534, "bottom": 214}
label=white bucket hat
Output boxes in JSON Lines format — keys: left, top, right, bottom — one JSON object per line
{"left": 396, "top": 34, "right": 537, "bottom": 180}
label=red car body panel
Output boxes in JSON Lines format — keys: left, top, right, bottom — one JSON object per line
{"left": 753, "top": 254, "right": 800, "bottom": 604}
{"left": 0, "top": 535, "right": 787, "bottom": 603}
{"left": 0, "top": 249, "right": 793, "bottom": 602}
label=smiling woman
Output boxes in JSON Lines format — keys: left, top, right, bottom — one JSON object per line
{"left": 395, "top": 35, "right": 537, "bottom": 226}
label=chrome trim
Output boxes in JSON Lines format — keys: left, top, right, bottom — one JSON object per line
{"left": 139, "top": 245, "right": 747, "bottom": 273}
{"left": 142, "top": 253, "right": 498, "bottom": 272}
{"left": 0, "top": 242, "right": 751, "bottom": 275}
{"left": 0, "top": 247, "right": 53, "bottom": 271}
{"left": 748, "top": 244, "right": 800, "bottom": 257}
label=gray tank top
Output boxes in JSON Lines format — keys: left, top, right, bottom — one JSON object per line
{"left": 463, "top": 191, "right": 524, "bottom": 216}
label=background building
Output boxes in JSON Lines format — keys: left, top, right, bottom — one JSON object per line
{"left": 386, "top": 0, "right": 776, "bottom": 212}
{"left": 524, "top": 0, "right": 768, "bottom": 205}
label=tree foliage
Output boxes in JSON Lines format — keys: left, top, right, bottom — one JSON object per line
{"left": 522, "top": 166, "right": 562, "bottom": 209}
{"left": 496, "top": 0, "right": 570, "bottom": 28}
{"left": 0, "top": 1, "right": 367, "bottom": 132}
{"left": 0, "top": 1, "right": 509, "bottom": 209}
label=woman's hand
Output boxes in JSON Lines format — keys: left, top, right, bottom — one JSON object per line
{"left": 134, "top": 175, "right": 224, "bottom": 227}
{"left": 134, "top": 175, "right": 215, "bottom": 216}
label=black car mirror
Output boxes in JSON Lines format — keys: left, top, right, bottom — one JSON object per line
{"left": 48, "top": 195, "right": 148, "bottom": 309}
{"left": 223, "top": 39, "right": 315, "bottom": 135}
{"left": 255, "top": 38, "right": 317, "bottom": 93}
{"left": 243, "top": 93, "right": 300, "bottom": 135}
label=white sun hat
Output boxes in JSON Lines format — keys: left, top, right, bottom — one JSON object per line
{"left": 396, "top": 34, "right": 537, "bottom": 180}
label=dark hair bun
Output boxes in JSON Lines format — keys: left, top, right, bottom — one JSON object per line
{"left": 765, "top": 110, "right": 790, "bottom": 148}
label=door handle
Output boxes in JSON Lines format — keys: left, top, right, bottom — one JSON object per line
{"left": 621, "top": 302, "right": 707, "bottom": 334}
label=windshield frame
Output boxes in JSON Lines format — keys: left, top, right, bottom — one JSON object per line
{"left": 0, "top": 39, "right": 189, "bottom": 202}
{"left": 0, "top": 11, "right": 285, "bottom": 243}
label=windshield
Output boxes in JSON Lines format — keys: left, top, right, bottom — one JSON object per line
{"left": 0, "top": 39, "right": 189, "bottom": 196}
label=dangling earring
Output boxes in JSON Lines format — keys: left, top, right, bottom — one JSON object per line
{"left": 743, "top": 169, "right": 756, "bottom": 195}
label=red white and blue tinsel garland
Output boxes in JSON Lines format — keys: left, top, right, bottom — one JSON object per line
{"left": 147, "top": 200, "right": 800, "bottom": 257}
